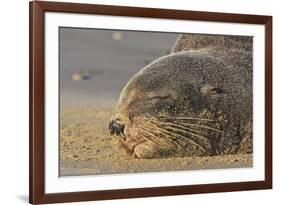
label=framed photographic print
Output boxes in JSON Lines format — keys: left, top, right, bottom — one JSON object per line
{"left": 29, "top": 1, "right": 272, "bottom": 204}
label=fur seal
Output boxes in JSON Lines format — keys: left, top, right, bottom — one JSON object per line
{"left": 109, "top": 34, "right": 253, "bottom": 159}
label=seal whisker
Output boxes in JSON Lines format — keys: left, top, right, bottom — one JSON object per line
{"left": 178, "top": 123, "right": 224, "bottom": 133}
{"left": 160, "top": 128, "right": 206, "bottom": 151}
{"left": 143, "top": 123, "right": 185, "bottom": 149}
{"left": 146, "top": 123, "right": 206, "bottom": 151}
{"left": 158, "top": 124, "right": 210, "bottom": 142}
{"left": 173, "top": 125, "right": 210, "bottom": 136}
{"left": 139, "top": 126, "right": 163, "bottom": 146}
{"left": 156, "top": 116, "right": 215, "bottom": 122}
{"left": 150, "top": 119, "right": 224, "bottom": 133}
{"left": 152, "top": 123, "right": 212, "bottom": 148}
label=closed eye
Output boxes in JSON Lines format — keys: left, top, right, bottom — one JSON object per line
{"left": 148, "top": 94, "right": 172, "bottom": 101}
{"left": 210, "top": 88, "right": 225, "bottom": 95}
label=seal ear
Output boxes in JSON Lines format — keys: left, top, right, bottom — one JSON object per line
{"left": 199, "top": 84, "right": 225, "bottom": 97}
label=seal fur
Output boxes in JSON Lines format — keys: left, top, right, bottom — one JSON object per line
{"left": 109, "top": 34, "right": 253, "bottom": 159}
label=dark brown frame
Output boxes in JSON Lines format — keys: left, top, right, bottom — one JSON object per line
{"left": 29, "top": 1, "right": 272, "bottom": 204}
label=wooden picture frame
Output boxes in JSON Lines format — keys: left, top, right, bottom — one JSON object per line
{"left": 29, "top": 1, "right": 272, "bottom": 204}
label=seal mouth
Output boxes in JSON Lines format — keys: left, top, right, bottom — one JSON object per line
{"left": 108, "top": 119, "right": 125, "bottom": 136}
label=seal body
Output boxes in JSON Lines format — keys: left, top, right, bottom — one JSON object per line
{"left": 109, "top": 34, "right": 253, "bottom": 159}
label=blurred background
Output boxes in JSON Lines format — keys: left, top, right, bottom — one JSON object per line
{"left": 59, "top": 27, "right": 177, "bottom": 107}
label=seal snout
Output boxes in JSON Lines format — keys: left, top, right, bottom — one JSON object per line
{"left": 108, "top": 119, "right": 125, "bottom": 136}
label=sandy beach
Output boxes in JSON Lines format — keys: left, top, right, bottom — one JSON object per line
{"left": 60, "top": 106, "right": 252, "bottom": 176}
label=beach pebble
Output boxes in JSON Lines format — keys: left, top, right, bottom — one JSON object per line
{"left": 72, "top": 73, "right": 83, "bottom": 81}
{"left": 72, "top": 72, "right": 91, "bottom": 81}
{"left": 112, "top": 32, "right": 123, "bottom": 40}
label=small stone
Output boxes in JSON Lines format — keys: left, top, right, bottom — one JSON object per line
{"left": 112, "top": 32, "right": 123, "bottom": 40}
{"left": 72, "top": 73, "right": 83, "bottom": 81}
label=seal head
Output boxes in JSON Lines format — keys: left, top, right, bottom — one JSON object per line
{"left": 109, "top": 35, "right": 253, "bottom": 159}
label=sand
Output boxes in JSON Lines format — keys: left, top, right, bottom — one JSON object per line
{"left": 60, "top": 106, "right": 253, "bottom": 176}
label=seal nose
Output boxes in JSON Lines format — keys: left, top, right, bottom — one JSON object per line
{"left": 108, "top": 119, "right": 125, "bottom": 136}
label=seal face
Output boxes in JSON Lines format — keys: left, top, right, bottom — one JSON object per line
{"left": 109, "top": 35, "right": 253, "bottom": 159}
